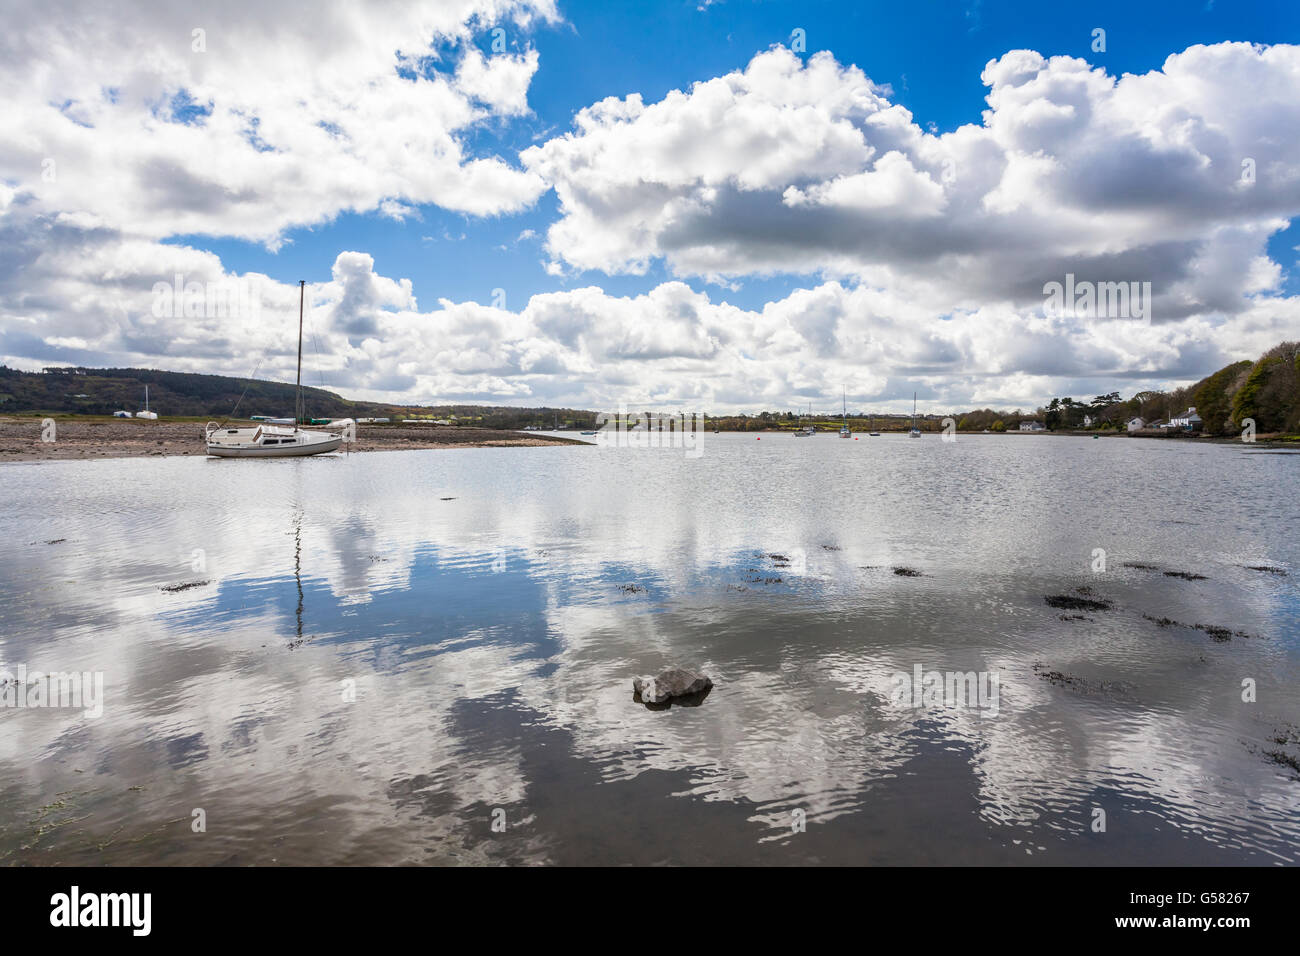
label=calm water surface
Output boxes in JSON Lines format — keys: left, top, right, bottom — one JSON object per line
{"left": 1, "top": 434, "right": 1297, "bottom": 865}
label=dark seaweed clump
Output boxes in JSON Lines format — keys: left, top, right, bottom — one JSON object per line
{"left": 1263, "top": 750, "right": 1300, "bottom": 775}
{"left": 1244, "top": 565, "right": 1288, "bottom": 576}
{"left": 1141, "top": 614, "right": 1251, "bottom": 641}
{"left": 1123, "top": 562, "right": 1159, "bottom": 570}
{"left": 1269, "top": 724, "right": 1300, "bottom": 746}
{"left": 1032, "top": 663, "right": 1133, "bottom": 695}
{"left": 1247, "top": 725, "right": 1300, "bottom": 779}
{"left": 1045, "top": 594, "right": 1112, "bottom": 611}
{"left": 618, "top": 584, "right": 646, "bottom": 594}
{"left": 892, "top": 567, "right": 923, "bottom": 577}
{"left": 1035, "top": 669, "right": 1083, "bottom": 688}
{"left": 160, "top": 581, "right": 211, "bottom": 593}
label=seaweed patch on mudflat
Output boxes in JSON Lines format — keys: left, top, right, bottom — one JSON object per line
{"left": 1242, "top": 723, "right": 1300, "bottom": 781}
{"left": 855, "top": 564, "right": 925, "bottom": 577}
{"left": 159, "top": 580, "right": 211, "bottom": 593}
{"left": 1045, "top": 593, "right": 1112, "bottom": 612}
{"left": 1263, "top": 750, "right": 1300, "bottom": 777}
{"left": 1032, "top": 662, "right": 1135, "bottom": 697}
{"left": 740, "top": 551, "right": 794, "bottom": 585}
{"left": 1242, "top": 565, "right": 1288, "bottom": 576}
{"left": 1141, "top": 614, "right": 1254, "bottom": 642}
{"left": 1121, "top": 563, "right": 1210, "bottom": 580}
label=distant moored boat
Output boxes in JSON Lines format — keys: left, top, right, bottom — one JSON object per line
{"left": 136, "top": 385, "right": 158, "bottom": 420}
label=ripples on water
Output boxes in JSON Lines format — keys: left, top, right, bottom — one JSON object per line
{"left": 0, "top": 435, "right": 1297, "bottom": 864}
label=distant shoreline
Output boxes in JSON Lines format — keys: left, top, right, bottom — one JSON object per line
{"left": 700, "top": 427, "right": 1297, "bottom": 444}
{"left": 0, "top": 417, "right": 585, "bottom": 462}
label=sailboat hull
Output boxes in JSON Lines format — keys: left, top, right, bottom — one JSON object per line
{"left": 205, "top": 425, "right": 342, "bottom": 458}
{"left": 206, "top": 436, "right": 342, "bottom": 458}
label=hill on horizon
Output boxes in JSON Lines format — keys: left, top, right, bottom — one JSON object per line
{"left": 0, "top": 366, "right": 598, "bottom": 429}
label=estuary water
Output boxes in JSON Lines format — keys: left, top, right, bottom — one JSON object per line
{"left": 1, "top": 433, "right": 1297, "bottom": 865}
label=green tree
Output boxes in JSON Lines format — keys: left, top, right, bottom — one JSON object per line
{"left": 1193, "top": 360, "right": 1252, "bottom": 435}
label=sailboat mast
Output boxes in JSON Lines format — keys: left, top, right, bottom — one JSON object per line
{"left": 296, "top": 280, "right": 305, "bottom": 428}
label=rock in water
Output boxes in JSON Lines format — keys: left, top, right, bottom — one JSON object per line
{"left": 633, "top": 667, "right": 713, "bottom": 704}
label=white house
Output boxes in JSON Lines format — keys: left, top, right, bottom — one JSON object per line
{"left": 1019, "top": 421, "right": 1046, "bottom": 432}
{"left": 1169, "top": 407, "right": 1203, "bottom": 431}
{"left": 1126, "top": 417, "right": 1146, "bottom": 433}
{"left": 1082, "top": 414, "right": 1094, "bottom": 427}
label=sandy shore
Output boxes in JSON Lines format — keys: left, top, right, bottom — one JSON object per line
{"left": 0, "top": 417, "right": 584, "bottom": 462}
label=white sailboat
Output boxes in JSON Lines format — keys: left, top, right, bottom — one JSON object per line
{"left": 840, "top": 388, "right": 851, "bottom": 437}
{"left": 206, "top": 281, "right": 349, "bottom": 458}
{"left": 137, "top": 385, "right": 158, "bottom": 420}
{"left": 909, "top": 392, "right": 922, "bottom": 437}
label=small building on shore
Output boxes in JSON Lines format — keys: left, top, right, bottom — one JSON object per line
{"left": 1170, "top": 407, "right": 1203, "bottom": 432}
{"left": 1018, "top": 421, "right": 1046, "bottom": 432}
{"left": 1126, "top": 417, "right": 1146, "bottom": 433}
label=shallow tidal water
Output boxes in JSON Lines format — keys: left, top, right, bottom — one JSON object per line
{"left": 1, "top": 433, "right": 1297, "bottom": 865}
